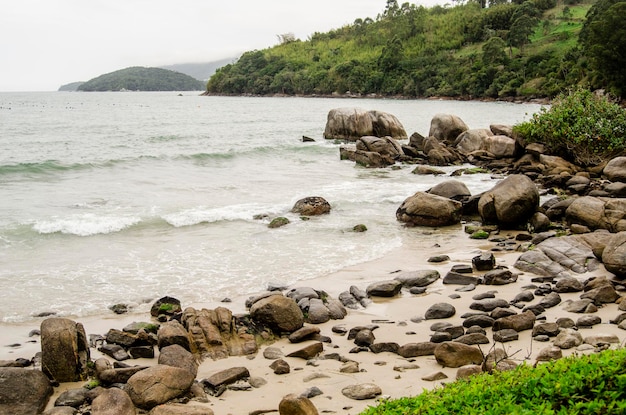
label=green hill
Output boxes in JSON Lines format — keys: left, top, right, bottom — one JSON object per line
{"left": 78, "top": 67, "right": 205, "bottom": 92}
{"left": 206, "top": 0, "right": 621, "bottom": 99}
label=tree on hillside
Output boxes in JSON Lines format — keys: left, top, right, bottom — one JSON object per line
{"left": 482, "top": 36, "right": 508, "bottom": 65}
{"left": 580, "top": 0, "right": 626, "bottom": 96}
{"left": 508, "top": 14, "right": 537, "bottom": 53}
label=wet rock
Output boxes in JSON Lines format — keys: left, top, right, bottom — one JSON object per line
{"left": 554, "top": 277, "right": 584, "bottom": 293}
{"left": 492, "top": 310, "right": 536, "bottom": 332}
{"left": 307, "top": 299, "right": 331, "bottom": 324}
{"left": 462, "top": 315, "right": 495, "bottom": 328}
{"left": 539, "top": 292, "right": 562, "bottom": 309}
{"left": 512, "top": 291, "right": 535, "bottom": 304}
{"left": 532, "top": 323, "right": 560, "bottom": 338}
{"left": 98, "top": 344, "right": 130, "bottom": 361}
{"left": 354, "top": 329, "right": 376, "bottom": 347}
{"left": 369, "top": 342, "right": 399, "bottom": 354}
{"left": 471, "top": 298, "right": 510, "bottom": 312}
{"left": 289, "top": 326, "right": 321, "bottom": 343}
{"left": 397, "top": 342, "right": 437, "bottom": 358}
{"left": 291, "top": 197, "right": 331, "bottom": 216}
{"left": 427, "top": 180, "right": 471, "bottom": 202}
{"left": 396, "top": 192, "right": 462, "bottom": 227}
{"left": 270, "top": 359, "right": 291, "bottom": 375}
{"left": 366, "top": 280, "right": 403, "bottom": 297}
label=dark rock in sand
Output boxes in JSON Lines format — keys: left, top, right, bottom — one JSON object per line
{"left": 456, "top": 364, "right": 483, "bottom": 379}
{"left": 427, "top": 180, "right": 471, "bottom": 202}
{"left": 538, "top": 292, "right": 562, "bottom": 309}
{"left": 270, "top": 359, "right": 291, "bottom": 375}
{"left": 434, "top": 342, "right": 483, "bottom": 368}
{"left": 563, "top": 299, "right": 597, "bottom": 313}
{"left": 425, "top": 303, "right": 456, "bottom": 320}
{"left": 493, "top": 329, "right": 519, "bottom": 343}
{"left": 455, "top": 333, "right": 490, "bottom": 345}
{"left": 307, "top": 299, "right": 331, "bottom": 324}
{"left": 150, "top": 404, "right": 214, "bottom": 415}
{"left": 366, "top": 280, "right": 403, "bottom": 297}
{"left": 554, "top": 277, "right": 584, "bottom": 293}
{"left": 576, "top": 315, "right": 602, "bottom": 328}
{"left": 203, "top": 366, "right": 250, "bottom": 390}
{"left": 535, "top": 346, "right": 563, "bottom": 363}
{"left": 289, "top": 326, "right": 321, "bottom": 343}
{"left": 472, "top": 252, "right": 495, "bottom": 271}
{"left": 54, "top": 387, "right": 89, "bottom": 408}
{"left": 0, "top": 368, "right": 52, "bottom": 415}
{"left": 398, "top": 342, "right": 437, "bottom": 358}
{"left": 98, "top": 343, "right": 130, "bottom": 361}
{"left": 150, "top": 296, "right": 182, "bottom": 317}
{"left": 354, "top": 329, "right": 376, "bottom": 347}
{"left": 483, "top": 269, "right": 518, "bottom": 285}
{"left": 428, "top": 255, "right": 450, "bottom": 263}
{"left": 462, "top": 315, "right": 495, "bottom": 328}
{"left": 369, "top": 342, "right": 400, "bottom": 354}
{"left": 490, "top": 308, "right": 517, "bottom": 319}
{"left": 431, "top": 332, "right": 452, "bottom": 343}
{"left": 94, "top": 358, "right": 147, "bottom": 385}
{"left": 532, "top": 323, "right": 560, "bottom": 338}
{"left": 580, "top": 285, "right": 620, "bottom": 305}
{"left": 443, "top": 271, "right": 480, "bottom": 285}
{"left": 470, "top": 298, "right": 510, "bottom": 312}
{"left": 512, "top": 291, "right": 535, "bottom": 304}
{"left": 396, "top": 192, "right": 463, "bottom": 227}
{"left": 584, "top": 334, "right": 620, "bottom": 347}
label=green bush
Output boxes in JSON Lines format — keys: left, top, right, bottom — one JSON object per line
{"left": 360, "top": 348, "right": 626, "bottom": 415}
{"left": 513, "top": 87, "right": 626, "bottom": 166}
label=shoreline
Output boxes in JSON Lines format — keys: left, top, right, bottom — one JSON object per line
{"left": 3, "top": 227, "right": 625, "bottom": 414}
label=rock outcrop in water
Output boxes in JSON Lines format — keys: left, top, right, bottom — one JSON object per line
{"left": 323, "top": 108, "right": 407, "bottom": 141}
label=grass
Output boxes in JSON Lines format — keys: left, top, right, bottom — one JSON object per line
{"left": 359, "top": 347, "right": 626, "bottom": 415}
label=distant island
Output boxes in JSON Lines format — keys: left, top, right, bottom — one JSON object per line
{"left": 76, "top": 67, "right": 205, "bottom": 92}
{"left": 58, "top": 81, "right": 85, "bottom": 92}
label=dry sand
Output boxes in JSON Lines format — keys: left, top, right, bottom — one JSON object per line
{"left": 1, "top": 229, "right": 625, "bottom": 415}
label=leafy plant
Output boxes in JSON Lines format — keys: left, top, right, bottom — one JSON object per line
{"left": 360, "top": 348, "right": 626, "bottom": 414}
{"left": 513, "top": 87, "right": 626, "bottom": 166}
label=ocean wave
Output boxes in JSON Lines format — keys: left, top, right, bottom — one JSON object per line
{"left": 33, "top": 213, "right": 142, "bottom": 236}
{"left": 0, "top": 160, "right": 92, "bottom": 176}
{"left": 163, "top": 203, "right": 285, "bottom": 227}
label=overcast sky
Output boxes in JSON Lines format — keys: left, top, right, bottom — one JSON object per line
{"left": 0, "top": 0, "right": 446, "bottom": 92}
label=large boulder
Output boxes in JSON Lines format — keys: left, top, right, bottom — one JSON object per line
{"left": 249, "top": 294, "right": 304, "bottom": 334}
{"left": 478, "top": 174, "right": 539, "bottom": 227}
{"left": 90, "top": 388, "right": 136, "bottom": 415}
{"left": 454, "top": 129, "right": 492, "bottom": 155}
{"left": 434, "top": 342, "right": 483, "bottom": 368}
{"left": 602, "top": 231, "right": 626, "bottom": 278}
{"left": 126, "top": 365, "right": 195, "bottom": 410}
{"left": 291, "top": 197, "right": 331, "bottom": 216}
{"left": 181, "top": 307, "right": 258, "bottom": 359}
{"left": 422, "top": 137, "right": 464, "bottom": 166}
{"left": 427, "top": 180, "right": 471, "bottom": 202}
{"left": 396, "top": 192, "right": 462, "bottom": 227}
{"left": 565, "top": 197, "right": 626, "bottom": 232}
{"left": 483, "top": 135, "right": 516, "bottom": 158}
{"left": 429, "top": 114, "right": 469, "bottom": 144}
{"left": 323, "top": 108, "right": 407, "bottom": 141}
{"left": 356, "top": 136, "right": 403, "bottom": 158}
{"left": 0, "top": 368, "right": 53, "bottom": 415}
{"left": 41, "top": 318, "right": 90, "bottom": 382}
{"left": 603, "top": 157, "right": 626, "bottom": 182}
{"left": 158, "top": 344, "right": 198, "bottom": 378}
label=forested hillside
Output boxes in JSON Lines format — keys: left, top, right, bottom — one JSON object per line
{"left": 206, "top": 0, "right": 624, "bottom": 100}
{"left": 78, "top": 67, "right": 205, "bottom": 92}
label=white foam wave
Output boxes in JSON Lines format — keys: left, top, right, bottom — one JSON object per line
{"left": 162, "top": 203, "right": 286, "bottom": 227}
{"left": 33, "top": 213, "right": 141, "bottom": 236}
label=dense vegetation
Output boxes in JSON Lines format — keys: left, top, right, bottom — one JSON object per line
{"left": 58, "top": 81, "right": 84, "bottom": 92}
{"left": 206, "top": 0, "right": 625, "bottom": 99}
{"left": 360, "top": 348, "right": 626, "bottom": 415}
{"left": 78, "top": 67, "right": 205, "bottom": 91}
{"left": 514, "top": 87, "right": 626, "bottom": 166}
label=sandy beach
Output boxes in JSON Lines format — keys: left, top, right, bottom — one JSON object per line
{"left": 2, "top": 228, "right": 625, "bottom": 415}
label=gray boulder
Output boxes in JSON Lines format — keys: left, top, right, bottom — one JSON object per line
{"left": 90, "top": 388, "right": 136, "bottom": 415}
{"left": 158, "top": 344, "right": 198, "bottom": 378}
{"left": 427, "top": 180, "right": 471, "bottom": 202}
{"left": 454, "top": 128, "right": 492, "bottom": 155}
{"left": 429, "top": 114, "right": 469, "bottom": 144}
{"left": 356, "top": 136, "right": 403, "bottom": 158}
{"left": 394, "top": 270, "right": 440, "bottom": 287}
{"left": 366, "top": 280, "right": 403, "bottom": 297}
{"left": 324, "top": 108, "right": 407, "bottom": 141}
{"left": 478, "top": 174, "right": 539, "bottom": 227}
{"left": 41, "top": 318, "right": 90, "bottom": 382}
{"left": 0, "top": 368, "right": 52, "bottom": 415}
{"left": 483, "top": 135, "right": 516, "bottom": 158}
{"left": 602, "top": 231, "right": 626, "bottom": 277}
{"left": 126, "top": 365, "right": 195, "bottom": 410}
{"left": 603, "top": 156, "right": 626, "bottom": 182}
{"left": 341, "top": 384, "right": 382, "bottom": 400}
{"left": 396, "top": 192, "right": 462, "bottom": 227}
{"left": 425, "top": 303, "right": 456, "bottom": 320}
{"left": 250, "top": 295, "right": 304, "bottom": 334}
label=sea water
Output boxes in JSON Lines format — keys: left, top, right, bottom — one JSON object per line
{"left": 0, "top": 92, "right": 542, "bottom": 323}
